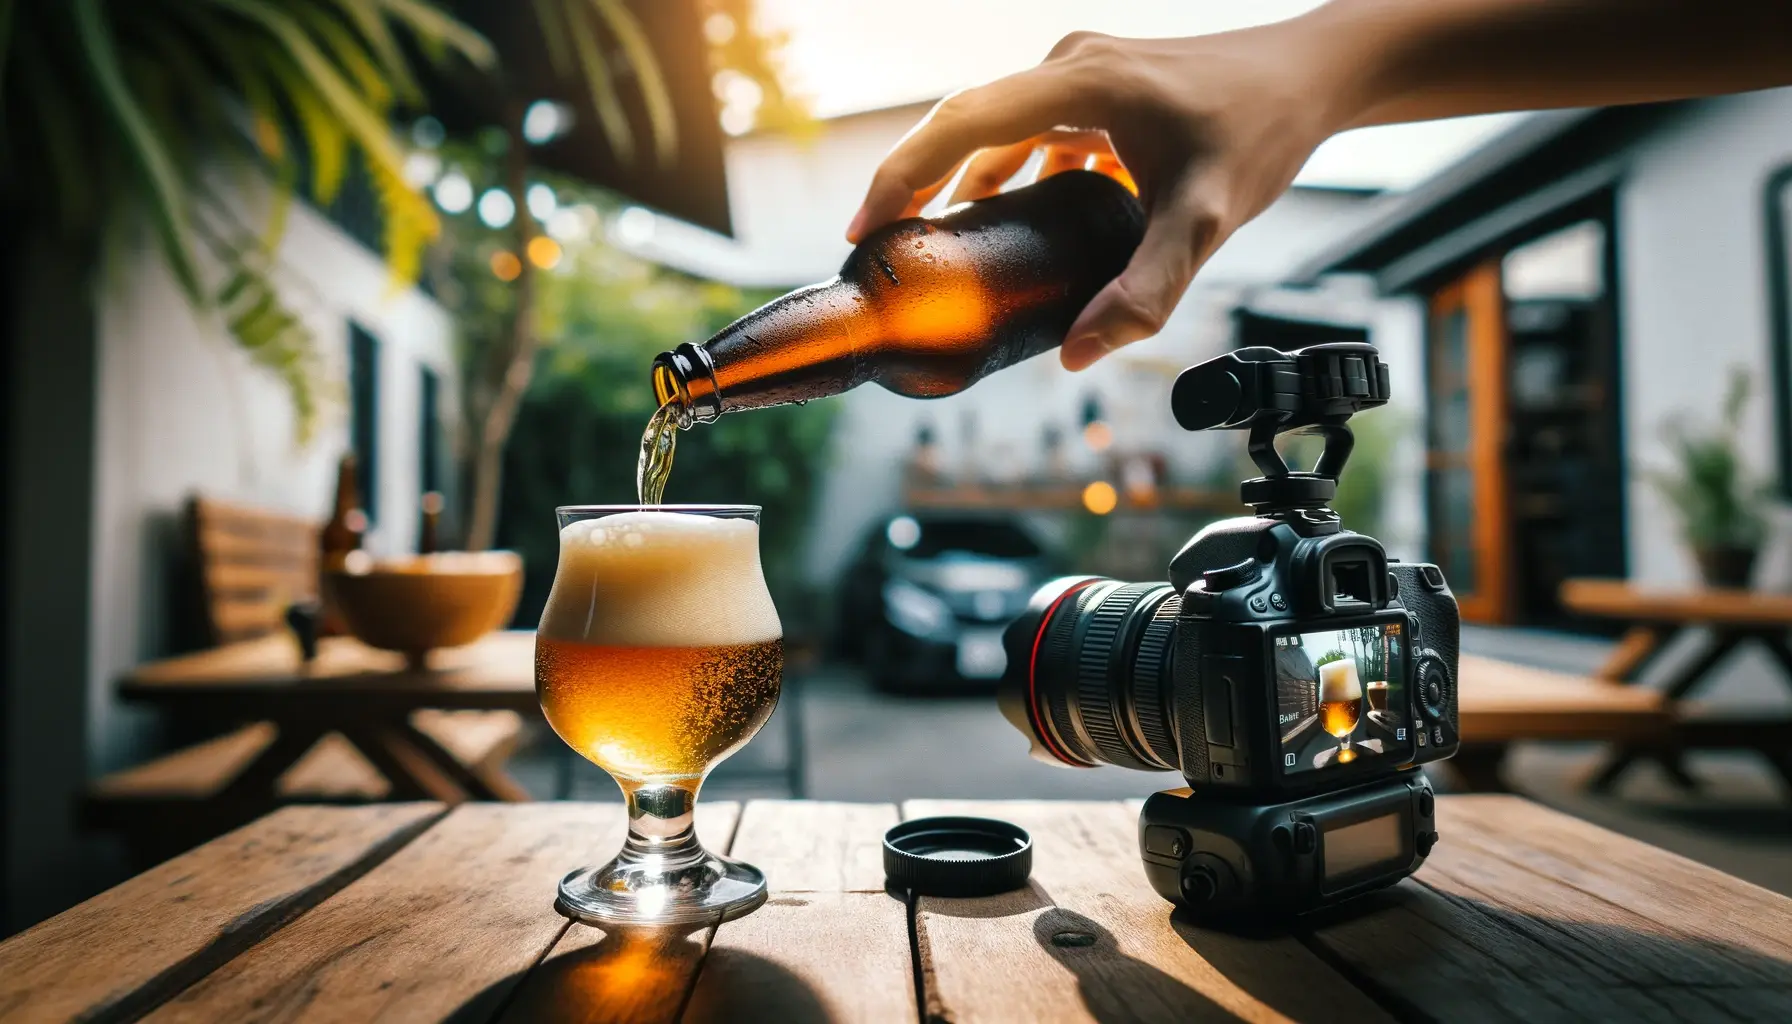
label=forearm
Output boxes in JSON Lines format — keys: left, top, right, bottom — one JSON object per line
{"left": 1296, "top": 0, "right": 1792, "bottom": 129}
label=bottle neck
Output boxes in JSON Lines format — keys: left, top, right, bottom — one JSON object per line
{"left": 652, "top": 280, "right": 865, "bottom": 425}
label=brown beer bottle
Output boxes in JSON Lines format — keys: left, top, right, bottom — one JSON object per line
{"left": 651, "top": 170, "right": 1144, "bottom": 424}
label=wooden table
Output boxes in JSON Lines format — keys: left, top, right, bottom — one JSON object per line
{"left": 121, "top": 631, "right": 540, "bottom": 803}
{"left": 1560, "top": 579, "right": 1792, "bottom": 790}
{"left": 1450, "top": 653, "right": 1671, "bottom": 790}
{"left": 5, "top": 798, "right": 1790, "bottom": 1022}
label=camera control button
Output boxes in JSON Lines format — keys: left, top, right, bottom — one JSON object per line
{"left": 1249, "top": 596, "right": 1268, "bottom": 613}
{"left": 1420, "top": 565, "right": 1447, "bottom": 590}
{"left": 1420, "top": 791, "right": 1435, "bottom": 817}
{"left": 1202, "top": 559, "right": 1259, "bottom": 592}
{"left": 1293, "top": 822, "right": 1317, "bottom": 855}
{"left": 1143, "top": 826, "right": 1188, "bottom": 859}
{"left": 1269, "top": 593, "right": 1287, "bottom": 611}
{"left": 1416, "top": 830, "right": 1439, "bottom": 857}
{"left": 1271, "top": 824, "right": 1293, "bottom": 856}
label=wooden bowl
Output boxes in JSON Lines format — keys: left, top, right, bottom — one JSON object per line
{"left": 324, "top": 551, "right": 524, "bottom": 669}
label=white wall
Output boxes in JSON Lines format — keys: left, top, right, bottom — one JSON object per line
{"left": 88, "top": 195, "right": 457, "bottom": 771}
{"left": 1618, "top": 90, "right": 1792, "bottom": 588}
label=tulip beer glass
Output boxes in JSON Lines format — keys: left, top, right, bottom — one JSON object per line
{"left": 536, "top": 505, "right": 782, "bottom": 926}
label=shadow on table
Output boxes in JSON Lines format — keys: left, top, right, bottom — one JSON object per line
{"left": 1289, "top": 883, "right": 1792, "bottom": 1017}
{"left": 1030, "top": 907, "right": 1248, "bottom": 1023}
{"left": 445, "top": 923, "right": 829, "bottom": 1024}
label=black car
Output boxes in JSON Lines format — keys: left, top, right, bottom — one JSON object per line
{"left": 836, "top": 512, "right": 1056, "bottom": 691}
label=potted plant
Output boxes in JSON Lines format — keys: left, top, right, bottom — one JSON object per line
{"left": 1649, "top": 368, "right": 1773, "bottom": 588}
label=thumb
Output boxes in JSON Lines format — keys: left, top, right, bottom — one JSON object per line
{"left": 1060, "top": 186, "right": 1225, "bottom": 371}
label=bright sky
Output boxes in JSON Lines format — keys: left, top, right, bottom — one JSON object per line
{"left": 755, "top": 0, "right": 1523, "bottom": 191}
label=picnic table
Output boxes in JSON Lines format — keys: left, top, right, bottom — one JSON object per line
{"left": 1560, "top": 579, "right": 1792, "bottom": 790}
{"left": 119, "top": 630, "right": 541, "bottom": 803}
{"left": 5, "top": 797, "right": 1789, "bottom": 1022}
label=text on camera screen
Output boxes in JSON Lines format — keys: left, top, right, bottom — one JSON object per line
{"left": 1273, "top": 621, "right": 1407, "bottom": 775}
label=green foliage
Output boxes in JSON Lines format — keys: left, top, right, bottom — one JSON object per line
{"left": 1, "top": 0, "right": 492, "bottom": 442}
{"left": 487, "top": 235, "right": 838, "bottom": 627}
{"left": 1648, "top": 367, "right": 1772, "bottom": 551}
{"left": 1315, "top": 649, "right": 1348, "bottom": 668}
{"left": 1352, "top": 625, "right": 1388, "bottom": 683}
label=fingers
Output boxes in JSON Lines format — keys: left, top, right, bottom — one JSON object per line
{"left": 949, "top": 141, "right": 1035, "bottom": 205}
{"left": 847, "top": 68, "right": 1095, "bottom": 242}
{"left": 1061, "top": 183, "right": 1226, "bottom": 371}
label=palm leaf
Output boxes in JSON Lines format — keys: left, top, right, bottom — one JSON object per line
{"left": 292, "top": 1, "right": 395, "bottom": 112}
{"left": 70, "top": 0, "right": 204, "bottom": 300}
{"left": 592, "top": 0, "right": 675, "bottom": 166}
{"left": 564, "top": 0, "right": 634, "bottom": 165}
{"left": 530, "top": 0, "right": 576, "bottom": 80}
{"left": 264, "top": 47, "right": 350, "bottom": 203}
{"left": 318, "top": 0, "right": 422, "bottom": 103}
{"left": 377, "top": 0, "right": 496, "bottom": 68}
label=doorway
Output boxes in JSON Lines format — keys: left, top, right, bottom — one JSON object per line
{"left": 1423, "top": 216, "right": 1627, "bottom": 626}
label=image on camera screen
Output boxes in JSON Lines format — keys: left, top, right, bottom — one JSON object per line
{"left": 1274, "top": 622, "right": 1407, "bottom": 774}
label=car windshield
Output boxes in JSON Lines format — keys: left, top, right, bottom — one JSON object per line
{"left": 899, "top": 519, "right": 1041, "bottom": 559}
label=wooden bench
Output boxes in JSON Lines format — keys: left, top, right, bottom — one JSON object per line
{"left": 85, "top": 496, "right": 525, "bottom": 867}
{"left": 1451, "top": 653, "right": 1672, "bottom": 790}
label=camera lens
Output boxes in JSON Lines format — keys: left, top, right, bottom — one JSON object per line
{"left": 998, "top": 577, "right": 1180, "bottom": 772}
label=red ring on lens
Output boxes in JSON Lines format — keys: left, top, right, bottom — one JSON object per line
{"left": 1027, "top": 579, "right": 1100, "bottom": 767}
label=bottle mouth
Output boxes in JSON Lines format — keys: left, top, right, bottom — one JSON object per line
{"left": 651, "top": 344, "right": 721, "bottom": 426}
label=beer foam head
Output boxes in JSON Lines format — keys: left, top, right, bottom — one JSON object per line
{"left": 540, "top": 511, "right": 781, "bottom": 646}
{"left": 1318, "top": 659, "right": 1362, "bottom": 702}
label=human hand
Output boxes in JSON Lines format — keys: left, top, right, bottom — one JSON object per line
{"left": 845, "top": 21, "right": 1359, "bottom": 370}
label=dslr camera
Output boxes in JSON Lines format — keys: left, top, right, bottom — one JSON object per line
{"left": 997, "top": 342, "right": 1459, "bottom": 920}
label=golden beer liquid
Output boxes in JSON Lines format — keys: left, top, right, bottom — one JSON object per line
{"left": 1320, "top": 698, "right": 1364, "bottom": 739}
{"left": 536, "top": 635, "right": 782, "bottom": 782}
{"left": 1366, "top": 680, "right": 1389, "bottom": 713}
{"left": 637, "top": 402, "right": 678, "bottom": 505}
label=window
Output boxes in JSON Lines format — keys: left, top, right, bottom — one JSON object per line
{"left": 349, "top": 324, "right": 380, "bottom": 525}
{"left": 419, "top": 365, "right": 442, "bottom": 496}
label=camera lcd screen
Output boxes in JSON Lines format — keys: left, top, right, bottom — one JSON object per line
{"left": 1273, "top": 621, "right": 1408, "bottom": 775}
{"left": 1323, "top": 813, "right": 1404, "bottom": 880}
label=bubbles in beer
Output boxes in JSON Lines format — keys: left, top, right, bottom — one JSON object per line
{"left": 638, "top": 401, "right": 679, "bottom": 505}
{"left": 536, "top": 511, "right": 783, "bottom": 784}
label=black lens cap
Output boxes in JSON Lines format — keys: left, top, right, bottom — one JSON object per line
{"left": 883, "top": 816, "right": 1032, "bottom": 897}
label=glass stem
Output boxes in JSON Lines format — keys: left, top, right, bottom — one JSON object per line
{"left": 618, "top": 779, "right": 706, "bottom": 870}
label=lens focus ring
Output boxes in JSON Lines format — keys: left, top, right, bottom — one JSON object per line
{"left": 1075, "top": 583, "right": 1165, "bottom": 770}
{"left": 1131, "top": 594, "right": 1181, "bottom": 768}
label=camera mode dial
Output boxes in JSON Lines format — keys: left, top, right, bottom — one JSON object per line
{"left": 1201, "top": 558, "right": 1260, "bottom": 593}
{"left": 1414, "top": 650, "right": 1451, "bottom": 720}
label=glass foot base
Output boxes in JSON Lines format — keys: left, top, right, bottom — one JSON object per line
{"left": 555, "top": 851, "right": 768, "bottom": 929}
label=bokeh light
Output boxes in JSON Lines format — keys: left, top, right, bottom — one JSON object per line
{"left": 490, "top": 250, "right": 521, "bottom": 281}
{"left": 432, "top": 170, "right": 473, "bottom": 214}
{"left": 1082, "top": 420, "right": 1113, "bottom": 452}
{"left": 527, "top": 236, "right": 562, "bottom": 270}
{"left": 1082, "top": 481, "right": 1118, "bottom": 515}
{"left": 478, "top": 188, "right": 516, "bottom": 229}
{"left": 527, "top": 183, "right": 557, "bottom": 222}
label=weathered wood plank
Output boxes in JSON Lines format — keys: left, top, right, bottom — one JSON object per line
{"left": 684, "top": 801, "right": 915, "bottom": 1023}
{"left": 0, "top": 804, "right": 443, "bottom": 1024}
{"left": 145, "top": 801, "right": 738, "bottom": 1024}
{"left": 1304, "top": 795, "right": 1792, "bottom": 1022}
{"left": 446, "top": 799, "right": 741, "bottom": 1024}
{"left": 906, "top": 800, "right": 1393, "bottom": 1024}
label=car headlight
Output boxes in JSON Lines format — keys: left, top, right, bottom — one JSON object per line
{"left": 882, "top": 579, "right": 953, "bottom": 639}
